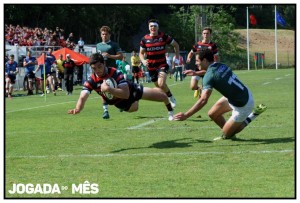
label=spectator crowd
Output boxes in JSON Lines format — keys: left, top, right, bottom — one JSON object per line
{"left": 5, "top": 24, "right": 76, "bottom": 50}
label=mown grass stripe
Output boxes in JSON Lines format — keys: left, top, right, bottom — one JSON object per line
{"left": 6, "top": 149, "right": 294, "bottom": 159}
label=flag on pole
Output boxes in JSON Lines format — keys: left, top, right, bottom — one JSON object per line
{"left": 276, "top": 11, "right": 286, "bottom": 27}
{"left": 37, "top": 53, "right": 45, "bottom": 65}
{"left": 37, "top": 53, "right": 47, "bottom": 101}
{"left": 249, "top": 14, "right": 257, "bottom": 26}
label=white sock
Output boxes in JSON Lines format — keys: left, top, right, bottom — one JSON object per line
{"left": 243, "top": 112, "right": 258, "bottom": 126}
{"left": 103, "top": 105, "right": 108, "bottom": 112}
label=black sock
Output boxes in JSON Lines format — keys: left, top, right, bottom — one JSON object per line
{"left": 166, "top": 91, "right": 172, "bottom": 97}
{"left": 166, "top": 103, "right": 173, "bottom": 111}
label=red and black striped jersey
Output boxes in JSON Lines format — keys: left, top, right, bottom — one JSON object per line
{"left": 192, "top": 41, "right": 218, "bottom": 55}
{"left": 63, "top": 60, "right": 76, "bottom": 74}
{"left": 83, "top": 67, "right": 126, "bottom": 103}
{"left": 140, "top": 31, "right": 174, "bottom": 70}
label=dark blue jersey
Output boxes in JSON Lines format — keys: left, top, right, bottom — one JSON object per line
{"left": 24, "top": 56, "right": 37, "bottom": 73}
{"left": 83, "top": 67, "right": 126, "bottom": 103}
{"left": 83, "top": 67, "right": 144, "bottom": 110}
{"left": 5, "top": 61, "right": 18, "bottom": 74}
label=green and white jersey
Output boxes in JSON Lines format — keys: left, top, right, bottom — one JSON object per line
{"left": 203, "top": 63, "right": 249, "bottom": 107}
{"left": 96, "top": 40, "right": 122, "bottom": 68}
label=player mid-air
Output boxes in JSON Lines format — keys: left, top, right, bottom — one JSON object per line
{"left": 68, "top": 53, "right": 174, "bottom": 121}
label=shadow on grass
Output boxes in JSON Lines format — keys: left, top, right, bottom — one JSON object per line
{"left": 9, "top": 93, "right": 28, "bottom": 97}
{"left": 111, "top": 138, "right": 212, "bottom": 153}
{"left": 231, "top": 137, "right": 295, "bottom": 144}
{"left": 188, "top": 119, "right": 210, "bottom": 122}
{"left": 135, "top": 116, "right": 164, "bottom": 119}
{"left": 111, "top": 137, "right": 294, "bottom": 153}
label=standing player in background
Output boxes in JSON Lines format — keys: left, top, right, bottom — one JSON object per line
{"left": 139, "top": 19, "right": 179, "bottom": 108}
{"left": 172, "top": 54, "right": 185, "bottom": 82}
{"left": 5, "top": 54, "right": 19, "bottom": 99}
{"left": 96, "top": 25, "right": 123, "bottom": 119}
{"left": 131, "top": 50, "right": 140, "bottom": 84}
{"left": 78, "top": 37, "right": 85, "bottom": 53}
{"left": 55, "top": 54, "right": 64, "bottom": 91}
{"left": 165, "top": 53, "right": 172, "bottom": 79}
{"left": 33, "top": 50, "right": 56, "bottom": 96}
{"left": 45, "top": 48, "right": 57, "bottom": 94}
{"left": 63, "top": 54, "right": 76, "bottom": 95}
{"left": 185, "top": 27, "right": 219, "bottom": 98}
{"left": 23, "top": 50, "right": 37, "bottom": 95}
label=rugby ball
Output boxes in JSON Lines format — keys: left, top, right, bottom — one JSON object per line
{"left": 103, "top": 77, "right": 117, "bottom": 100}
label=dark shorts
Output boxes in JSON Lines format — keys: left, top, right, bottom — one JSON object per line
{"left": 6, "top": 74, "right": 16, "bottom": 84}
{"left": 58, "top": 72, "right": 64, "bottom": 79}
{"left": 26, "top": 71, "right": 35, "bottom": 79}
{"left": 40, "top": 72, "right": 51, "bottom": 80}
{"left": 132, "top": 66, "right": 140, "bottom": 74}
{"left": 148, "top": 66, "right": 169, "bottom": 82}
{"left": 114, "top": 83, "right": 144, "bottom": 111}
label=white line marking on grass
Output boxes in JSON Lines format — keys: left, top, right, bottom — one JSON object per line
{"left": 6, "top": 149, "right": 294, "bottom": 159}
{"left": 5, "top": 100, "right": 76, "bottom": 113}
{"left": 275, "top": 77, "right": 282, "bottom": 80}
{"left": 127, "top": 118, "right": 165, "bottom": 129}
{"left": 125, "top": 81, "right": 186, "bottom": 129}
{"left": 5, "top": 97, "right": 99, "bottom": 113}
{"left": 262, "top": 82, "right": 271, "bottom": 85}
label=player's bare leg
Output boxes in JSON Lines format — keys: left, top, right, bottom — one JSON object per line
{"left": 142, "top": 87, "right": 174, "bottom": 120}
{"left": 208, "top": 97, "right": 232, "bottom": 128}
{"left": 156, "top": 71, "right": 176, "bottom": 108}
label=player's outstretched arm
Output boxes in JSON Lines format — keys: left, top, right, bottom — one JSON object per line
{"left": 67, "top": 91, "right": 89, "bottom": 115}
{"left": 174, "top": 89, "right": 212, "bottom": 121}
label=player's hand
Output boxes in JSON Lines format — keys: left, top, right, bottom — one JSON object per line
{"left": 102, "top": 52, "right": 110, "bottom": 59}
{"left": 101, "top": 80, "right": 111, "bottom": 92}
{"left": 173, "top": 112, "right": 187, "bottom": 121}
{"left": 142, "top": 59, "right": 149, "bottom": 67}
{"left": 68, "top": 109, "right": 80, "bottom": 115}
{"left": 183, "top": 69, "right": 194, "bottom": 76}
{"left": 186, "top": 58, "right": 191, "bottom": 64}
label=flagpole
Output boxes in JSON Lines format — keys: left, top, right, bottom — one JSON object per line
{"left": 44, "top": 64, "right": 46, "bottom": 102}
{"left": 247, "top": 7, "right": 250, "bottom": 71}
{"left": 275, "top": 5, "right": 278, "bottom": 70}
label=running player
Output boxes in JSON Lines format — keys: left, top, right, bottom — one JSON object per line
{"left": 96, "top": 25, "right": 123, "bottom": 119}
{"left": 184, "top": 27, "right": 219, "bottom": 98}
{"left": 139, "top": 19, "right": 179, "bottom": 108}
{"left": 5, "top": 54, "right": 19, "bottom": 98}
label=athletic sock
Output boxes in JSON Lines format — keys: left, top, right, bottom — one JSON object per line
{"left": 103, "top": 104, "right": 108, "bottom": 112}
{"left": 166, "top": 103, "right": 173, "bottom": 111}
{"left": 166, "top": 91, "right": 172, "bottom": 97}
{"left": 243, "top": 112, "right": 258, "bottom": 126}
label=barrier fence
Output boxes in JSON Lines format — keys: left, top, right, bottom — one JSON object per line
{"left": 6, "top": 45, "right": 295, "bottom": 92}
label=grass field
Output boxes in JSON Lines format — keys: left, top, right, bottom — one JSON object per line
{"left": 5, "top": 69, "right": 295, "bottom": 198}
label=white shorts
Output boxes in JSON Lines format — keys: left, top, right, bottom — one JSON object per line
{"left": 191, "top": 75, "right": 201, "bottom": 81}
{"left": 228, "top": 89, "right": 254, "bottom": 122}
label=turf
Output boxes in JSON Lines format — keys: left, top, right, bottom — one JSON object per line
{"left": 5, "top": 68, "right": 295, "bottom": 198}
